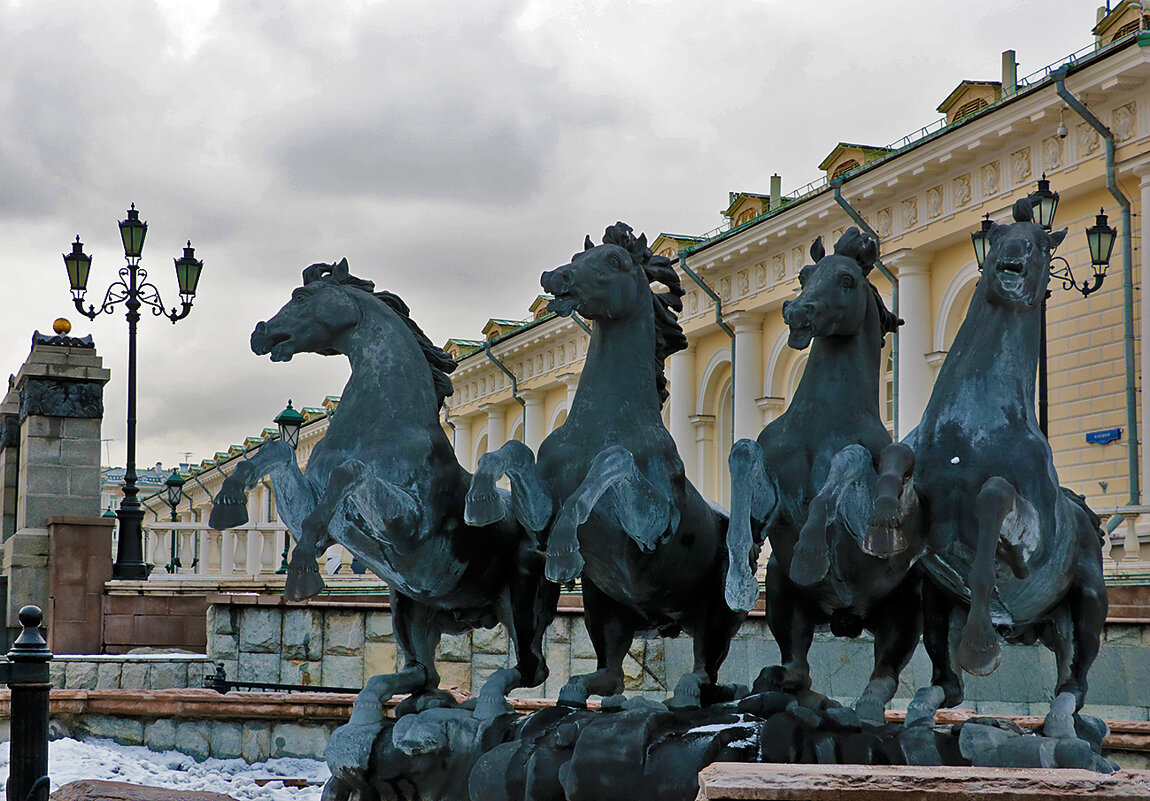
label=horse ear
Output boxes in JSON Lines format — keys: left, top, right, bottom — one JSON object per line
{"left": 584, "top": 235, "right": 595, "bottom": 251}
{"left": 333, "top": 258, "right": 350, "bottom": 277}
{"left": 810, "top": 236, "right": 825, "bottom": 263}
{"left": 857, "top": 236, "right": 879, "bottom": 274}
{"left": 1050, "top": 227, "right": 1068, "bottom": 251}
{"left": 636, "top": 232, "right": 648, "bottom": 251}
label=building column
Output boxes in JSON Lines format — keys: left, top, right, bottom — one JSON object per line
{"left": 524, "top": 391, "right": 546, "bottom": 453}
{"left": 482, "top": 404, "right": 506, "bottom": 455}
{"left": 558, "top": 373, "right": 580, "bottom": 412}
{"left": 669, "top": 345, "right": 698, "bottom": 484}
{"left": 885, "top": 249, "right": 934, "bottom": 437}
{"left": 452, "top": 414, "right": 473, "bottom": 471}
{"left": 728, "top": 312, "right": 764, "bottom": 443}
{"left": 756, "top": 396, "right": 785, "bottom": 427}
{"left": 690, "top": 414, "right": 717, "bottom": 502}
{"left": 1139, "top": 167, "right": 1150, "bottom": 503}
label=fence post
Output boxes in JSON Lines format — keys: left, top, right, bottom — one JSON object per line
{"left": 4, "top": 605, "right": 51, "bottom": 801}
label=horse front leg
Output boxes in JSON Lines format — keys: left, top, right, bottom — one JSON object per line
{"left": 792, "top": 444, "right": 877, "bottom": 587}
{"left": 865, "top": 442, "right": 915, "bottom": 556}
{"left": 465, "top": 440, "right": 555, "bottom": 534}
{"left": 545, "top": 445, "right": 673, "bottom": 584}
{"left": 557, "top": 578, "right": 634, "bottom": 705}
{"left": 286, "top": 460, "right": 421, "bottom": 600}
{"left": 958, "top": 476, "right": 1025, "bottom": 676}
{"left": 209, "top": 441, "right": 306, "bottom": 530}
{"left": 726, "top": 439, "right": 777, "bottom": 613}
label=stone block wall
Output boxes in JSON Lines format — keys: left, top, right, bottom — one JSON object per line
{"left": 47, "top": 515, "right": 114, "bottom": 654}
{"left": 208, "top": 596, "right": 1150, "bottom": 721}
{"left": 48, "top": 654, "right": 214, "bottom": 692}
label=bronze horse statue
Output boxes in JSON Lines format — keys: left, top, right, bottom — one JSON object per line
{"left": 465, "top": 222, "right": 743, "bottom": 707}
{"left": 209, "top": 260, "right": 557, "bottom": 723}
{"left": 725, "top": 228, "right": 921, "bottom": 721}
{"left": 868, "top": 199, "right": 1107, "bottom": 739}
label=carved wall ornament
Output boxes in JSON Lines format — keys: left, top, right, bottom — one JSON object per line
{"left": 1079, "top": 123, "right": 1100, "bottom": 155}
{"left": 832, "top": 226, "right": 846, "bottom": 243}
{"left": 18, "top": 379, "right": 105, "bottom": 422}
{"left": 792, "top": 246, "right": 805, "bottom": 271}
{"left": 1114, "top": 102, "right": 1136, "bottom": 142}
{"left": 754, "top": 262, "right": 767, "bottom": 288}
{"left": 772, "top": 254, "right": 786, "bottom": 283}
{"left": 902, "top": 197, "right": 918, "bottom": 228}
{"left": 952, "top": 175, "right": 971, "bottom": 208}
{"left": 1011, "top": 148, "right": 1032, "bottom": 185}
{"left": 737, "top": 270, "right": 750, "bottom": 296}
{"left": 926, "top": 186, "right": 944, "bottom": 220}
{"left": 981, "top": 161, "right": 1000, "bottom": 196}
{"left": 1042, "top": 136, "right": 1063, "bottom": 171}
{"left": 688, "top": 291, "right": 698, "bottom": 314}
{"left": 547, "top": 351, "right": 554, "bottom": 369}
{"left": 876, "top": 208, "right": 893, "bottom": 239}
{"left": 719, "top": 277, "right": 732, "bottom": 302}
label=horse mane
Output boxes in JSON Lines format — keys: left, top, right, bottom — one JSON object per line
{"left": 600, "top": 222, "right": 687, "bottom": 405}
{"left": 302, "top": 259, "right": 457, "bottom": 408}
{"left": 828, "top": 228, "right": 902, "bottom": 340}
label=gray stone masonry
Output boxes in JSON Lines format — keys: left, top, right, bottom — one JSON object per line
{"left": 205, "top": 600, "right": 1150, "bottom": 721}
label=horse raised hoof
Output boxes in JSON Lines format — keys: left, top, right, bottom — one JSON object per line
{"left": 208, "top": 491, "right": 250, "bottom": 531}
{"left": 285, "top": 555, "right": 326, "bottom": 601}
{"left": 464, "top": 472, "right": 504, "bottom": 528}
{"left": 865, "top": 495, "right": 904, "bottom": 553}
{"left": 958, "top": 621, "right": 1002, "bottom": 677}
{"left": 545, "top": 543, "right": 584, "bottom": 584}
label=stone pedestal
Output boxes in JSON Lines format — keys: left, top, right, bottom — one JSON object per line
{"left": 0, "top": 332, "right": 110, "bottom": 643}
{"left": 695, "top": 763, "right": 1150, "bottom": 800}
{"left": 48, "top": 515, "right": 115, "bottom": 654}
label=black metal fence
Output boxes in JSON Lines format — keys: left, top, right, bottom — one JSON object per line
{"left": 1, "top": 606, "right": 52, "bottom": 801}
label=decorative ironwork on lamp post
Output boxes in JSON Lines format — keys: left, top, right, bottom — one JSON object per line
{"left": 971, "top": 176, "right": 1117, "bottom": 437}
{"left": 63, "top": 205, "right": 204, "bottom": 580}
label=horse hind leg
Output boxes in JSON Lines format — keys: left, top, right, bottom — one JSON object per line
{"left": 856, "top": 575, "right": 922, "bottom": 724}
{"left": 558, "top": 581, "right": 632, "bottom": 705}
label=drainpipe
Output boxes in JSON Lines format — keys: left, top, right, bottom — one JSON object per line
{"left": 570, "top": 314, "right": 593, "bottom": 337}
{"left": 831, "top": 180, "right": 900, "bottom": 440}
{"left": 678, "top": 250, "right": 736, "bottom": 444}
{"left": 1054, "top": 66, "right": 1139, "bottom": 506}
{"left": 483, "top": 340, "right": 527, "bottom": 444}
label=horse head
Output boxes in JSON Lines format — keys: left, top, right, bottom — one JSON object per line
{"left": 541, "top": 222, "right": 687, "bottom": 403}
{"left": 981, "top": 198, "right": 1068, "bottom": 308}
{"left": 250, "top": 258, "right": 370, "bottom": 361}
{"left": 783, "top": 228, "right": 896, "bottom": 349}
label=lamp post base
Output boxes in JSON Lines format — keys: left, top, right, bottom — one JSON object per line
{"left": 112, "top": 505, "right": 152, "bottom": 580}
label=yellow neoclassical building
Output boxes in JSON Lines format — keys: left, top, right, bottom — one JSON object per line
{"left": 153, "top": 4, "right": 1150, "bottom": 579}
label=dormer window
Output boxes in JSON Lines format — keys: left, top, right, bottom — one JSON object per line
{"left": 831, "top": 159, "right": 861, "bottom": 179}
{"left": 954, "top": 97, "right": 988, "bottom": 121}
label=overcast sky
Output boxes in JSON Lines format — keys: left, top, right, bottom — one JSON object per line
{"left": 0, "top": 0, "right": 1103, "bottom": 470}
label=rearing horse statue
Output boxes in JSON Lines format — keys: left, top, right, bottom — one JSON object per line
{"left": 868, "top": 198, "right": 1107, "bottom": 740}
{"left": 725, "top": 228, "right": 921, "bottom": 721}
{"left": 465, "top": 223, "right": 743, "bottom": 707}
{"left": 209, "top": 259, "right": 557, "bottom": 722}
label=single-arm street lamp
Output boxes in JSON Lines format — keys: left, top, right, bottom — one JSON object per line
{"left": 273, "top": 400, "right": 304, "bottom": 574}
{"left": 971, "top": 177, "right": 1117, "bottom": 436}
{"left": 63, "top": 205, "right": 204, "bottom": 580}
{"left": 163, "top": 468, "right": 187, "bottom": 573}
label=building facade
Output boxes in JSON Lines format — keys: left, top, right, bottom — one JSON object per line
{"left": 152, "top": 4, "right": 1150, "bottom": 579}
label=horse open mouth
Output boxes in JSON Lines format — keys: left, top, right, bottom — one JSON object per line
{"left": 994, "top": 260, "right": 1027, "bottom": 295}
{"left": 547, "top": 292, "right": 579, "bottom": 317}
{"left": 251, "top": 323, "right": 295, "bottom": 361}
{"left": 788, "top": 324, "right": 814, "bottom": 350}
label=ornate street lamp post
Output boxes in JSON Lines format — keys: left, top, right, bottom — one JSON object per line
{"left": 63, "top": 205, "right": 204, "bottom": 580}
{"left": 162, "top": 468, "right": 187, "bottom": 573}
{"left": 273, "top": 401, "right": 304, "bottom": 574}
{"left": 971, "top": 178, "right": 1116, "bottom": 436}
